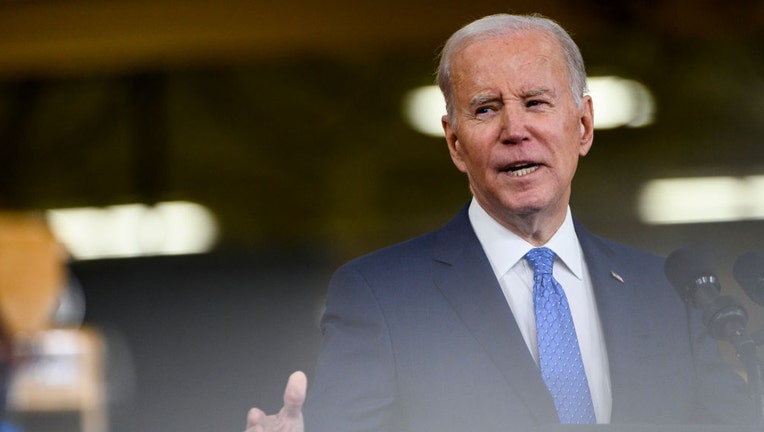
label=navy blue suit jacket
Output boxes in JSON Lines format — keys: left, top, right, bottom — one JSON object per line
{"left": 304, "top": 206, "right": 754, "bottom": 431}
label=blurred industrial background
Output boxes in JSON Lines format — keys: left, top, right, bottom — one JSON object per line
{"left": 1, "top": 0, "right": 764, "bottom": 431}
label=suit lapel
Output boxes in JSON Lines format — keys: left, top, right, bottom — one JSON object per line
{"left": 429, "top": 209, "right": 651, "bottom": 423}
{"left": 575, "top": 223, "right": 645, "bottom": 422}
{"left": 431, "top": 208, "right": 558, "bottom": 423}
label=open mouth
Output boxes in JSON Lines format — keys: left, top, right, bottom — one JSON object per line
{"left": 503, "top": 163, "right": 540, "bottom": 177}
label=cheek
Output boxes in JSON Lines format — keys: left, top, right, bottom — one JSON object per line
{"left": 454, "top": 134, "right": 483, "bottom": 165}
{"left": 558, "top": 149, "right": 582, "bottom": 181}
{"left": 464, "top": 145, "right": 494, "bottom": 175}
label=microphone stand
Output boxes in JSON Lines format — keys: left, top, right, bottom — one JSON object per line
{"left": 666, "top": 249, "right": 764, "bottom": 428}
{"left": 725, "top": 322, "right": 764, "bottom": 428}
{"left": 704, "top": 295, "right": 764, "bottom": 428}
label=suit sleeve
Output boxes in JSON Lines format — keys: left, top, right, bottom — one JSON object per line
{"left": 303, "top": 263, "right": 401, "bottom": 432}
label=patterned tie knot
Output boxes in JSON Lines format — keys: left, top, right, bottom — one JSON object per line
{"left": 525, "top": 247, "right": 556, "bottom": 277}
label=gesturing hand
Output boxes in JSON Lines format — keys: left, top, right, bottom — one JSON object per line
{"left": 245, "top": 371, "right": 307, "bottom": 432}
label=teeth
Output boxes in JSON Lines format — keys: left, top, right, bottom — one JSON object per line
{"left": 508, "top": 165, "right": 539, "bottom": 177}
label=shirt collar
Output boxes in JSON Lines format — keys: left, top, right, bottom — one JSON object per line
{"left": 468, "top": 198, "right": 583, "bottom": 280}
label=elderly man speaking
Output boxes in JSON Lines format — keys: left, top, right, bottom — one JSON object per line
{"left": 245, "top": 13, "right": 755, "bottom": 432}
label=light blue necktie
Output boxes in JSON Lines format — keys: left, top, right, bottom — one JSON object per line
{"left": 525, "top": 247, "right": 596, "bottom": 424}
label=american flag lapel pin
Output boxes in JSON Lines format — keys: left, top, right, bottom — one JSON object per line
{"left": 610, "top": 271, "right": 625, "bottom": 283}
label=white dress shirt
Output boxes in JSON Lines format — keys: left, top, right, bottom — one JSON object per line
{"left": 468, "top": 199, "right": 612, "bottom": 423}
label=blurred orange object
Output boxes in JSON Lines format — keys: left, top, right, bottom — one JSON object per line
{"left": 0, "top": 212, "right": 64, "bottom": 337}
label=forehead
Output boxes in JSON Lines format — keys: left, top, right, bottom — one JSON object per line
{"left": 450, "top": 30, "right": 570, "bottom": 95}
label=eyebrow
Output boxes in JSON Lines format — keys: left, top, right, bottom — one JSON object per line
{"left": 467, "top": 87, "right": 557, "bottom": 108}
{"left": 523, "top": 87, "right": 555, "bottom": 98}
{"left": 468, "top": 94, "right": 502, "bottom": 108}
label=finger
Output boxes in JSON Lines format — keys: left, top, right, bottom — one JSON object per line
{"left": 246, "top": 407, "right": 266, "bottom": 428}
{"left": 281, "top": 371, "right": 307, "bottom": 419}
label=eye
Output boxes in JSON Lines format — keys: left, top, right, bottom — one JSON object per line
{"left": 526, "top": 99, "right": 547, "bottom": 108}
{"left": 474, "top": 105, "right": 499, "bottom": 118}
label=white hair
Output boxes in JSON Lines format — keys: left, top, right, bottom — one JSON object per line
{"left": 436, "top": 14, "right": 588, "bottom": 124}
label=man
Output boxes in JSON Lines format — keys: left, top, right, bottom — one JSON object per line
{"left": 246, "top": 13, "right": 755, "bottom": 431}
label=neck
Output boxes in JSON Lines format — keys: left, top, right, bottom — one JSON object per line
{"left": 489, "top": 206, "right": 567, "bottom": 247}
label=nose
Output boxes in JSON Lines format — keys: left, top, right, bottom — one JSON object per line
{"left": 498, "top": 106, "right": 528, "bottom": 145}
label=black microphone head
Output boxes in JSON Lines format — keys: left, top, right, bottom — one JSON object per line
{"left": 665, "top": 248, "right": 751, "bottom": 343}
{"left": 734, "top": 251, "right": 764, "bottom": 306}
{"left": 664, "top": 247, "right": 720, "bottom": 303}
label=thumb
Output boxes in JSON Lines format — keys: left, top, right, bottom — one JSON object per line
{"left": 281, "top": 371, "right": 307, "bottom": 418}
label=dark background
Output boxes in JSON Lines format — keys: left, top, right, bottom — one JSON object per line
{"left": 72, "top": 250, "right": 327, "bottom": 432}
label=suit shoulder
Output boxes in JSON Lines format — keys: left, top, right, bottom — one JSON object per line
{"left": 337, "top": 230, "right": 440, "bottom": 275}
{"left": 337, "top": 206, "right": 472, "bottom": 275}
{"left": 579, "top": 225, "right": 665, "bottom": 266}
{"left": 576, "top": 223, "right": 670, "bottom": 288}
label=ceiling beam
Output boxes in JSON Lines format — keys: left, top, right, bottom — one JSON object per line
{"left": 1, "top": 0, "right": 762, "bottom": 80}
{"left": 0, "top": 0, "right": 538, "bottom": 79}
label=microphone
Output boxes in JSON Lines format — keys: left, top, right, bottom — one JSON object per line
{"left": 664, "top": 248, "right": 749, "bottom": 343}
{"left": 734, "top": 251, "right": 764, "bottom": 307}
{"left": 667, "top": 248, "right": 764, "bottom": 426}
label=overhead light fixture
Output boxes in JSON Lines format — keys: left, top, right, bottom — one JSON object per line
{"left": 587, "top": 76, "right": 655, "bottom": 129}
{"left": 638, "top": 175, "right": 764, "bottom": 224}
{"left": 46, "top": 201, "right": 219, "bottom": 260}
{"left": 403, "top": 76, "right": 655, "bottom": 136}
{"left": 402, "top": 86, "right": 446, "bottom": 137}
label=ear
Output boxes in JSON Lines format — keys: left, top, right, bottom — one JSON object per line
{"left": 442, "top": 115, "right": 467, "bottom": 173}
{"left": 578, "top": 95, "right": 594, "bottom": 157}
